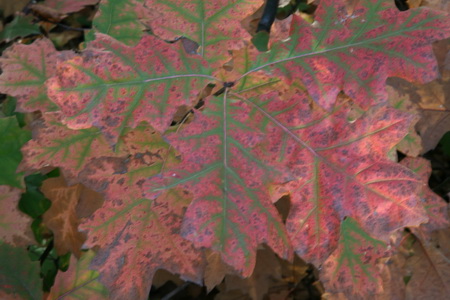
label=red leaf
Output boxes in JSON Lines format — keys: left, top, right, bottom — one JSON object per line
{"left": 80, "top": 172, "right": 205, "bottom": 299}
{"left": 2, "top": 0, "right": 448, "bottom": 298}
{"left": 0, "top": 39, "right": 72, "bottom": 113}
{"left": 144, "top": 86, "right": 429, "bottom": 293}
{"left": 47, "top": 34, "right": 212, "bottom": 143}
{"left": 147, "top": 94, "right": 293, "bottom": 276}
{"left": 219, "top": 90, "right": 428, "bottom": 267}
{"left": 76, "top": 125, "right": 205, "bottom": 300}
{"left": 144, "top": 0, "right": 262, "bottom": 66}
{"left": 19, "top": 112, "right": 119, "bottom": 182}
{"left": 236, "top": 0, "right": 450, "bottom": 110}
{"left": 320, "top": 217, "right": 388, "bottom": 297}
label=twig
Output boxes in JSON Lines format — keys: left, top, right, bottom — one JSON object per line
{"left": 160, "top": 282, "right": 189, "bottom": 300}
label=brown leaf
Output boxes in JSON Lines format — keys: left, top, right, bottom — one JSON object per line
{"left": 422, "top": 0, "right": 450, "bottom": 12}
{"left": 217, "top": 248, "right": 283, "bottom": 300}
{"left": 29, "top": 4, "right": 67, "bottom": 23}
{"left": 405, "top": 234, "right": 450, "bottom": 299}
{"left": 387, "top": 37, "right": 450, "bottom": 153}
{"left": 204, "top": 251, "right": 231, "bottom": 292}
{"left": 375, "top": 229, "right": 450, "bottom": 300}
{"left": 0, "top": 0, "right": 30, "bottom": 17}
{"left": 387, "top": 86, "right": 423, "bottom": 156}
{"left": 376, "top": 253, "right": 407, "bottom": 300}
{"left": 41, "top": 176, "right": 103, "bottom": 257}
{"left": 408, "top": 0, "right": 424, "bottom": 8}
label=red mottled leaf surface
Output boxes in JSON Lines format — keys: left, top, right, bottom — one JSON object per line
{"left": 0, "top": 39, "right": 70, "bottom": 113}
{"left": 237, "top": 0, "right": 450, "bottom": 110}
{"left": 47, "top": 34, "right": 212, "bottom": 143}
{"left": 80, "top": 188, "right": 205, "bottom": 300}
{"left": 223, "top": 89, "right": 427, "bottom": 267}
{"left": 147, "top": 94, "right": 293, "bottom": 276}
{"left": 19, "top": 112, "right": 119, "bottom": 182}
{"left": 320, "top": 217, "right": 387, "bottom": 297}
{"left": 76, "top": 125, "right": 205, "bottom": 300}
{"left": 146, "top": 86, "right": 428, "bottom": 291}
{"left": 144, "top": 0, "right": 262, "bottom": 66}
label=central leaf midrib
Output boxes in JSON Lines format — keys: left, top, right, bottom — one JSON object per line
{"left": 59, "top": 74, "right": 217, "bottom": 92}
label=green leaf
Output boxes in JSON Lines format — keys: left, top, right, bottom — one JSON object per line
{"left": 86, "top": 0, "right": 146, "bottom": 45}
{"left": 0, "top": 241, "right": 43, "bottom": 300}
{"left": 19, "top": 174, "right": 52, "bottom": 219}
{"left": 251, "top": 31, "right": 270, "bottom": 52}
{"left": 1, "top": 96, "right": 26, "bottom": 127}
{"left": 0, "top": 15, "right": 41, "bottom": 42}
{"left": 439, "top": 131, "right": 450, "bottom": 156}
{"left": 0, "top": 117, "right": 31, "bottom": 188}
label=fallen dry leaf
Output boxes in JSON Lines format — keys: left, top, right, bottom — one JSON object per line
{"left": 42, "top": 175, "right": 103, "bottom": 257}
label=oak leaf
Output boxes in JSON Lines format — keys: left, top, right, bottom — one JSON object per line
{"left": 400, "top": 157, "right": 449, "bottom": 238}
{"left": 41, "top": 176, "right": 103, "bottom": 257}
{"left": 86, "top": 0, "right": 146, "bottom": 45}
{"left": 0, "top": 242, "right": 42, "bottom": 300}
{"left": 2, "top": 0, "right": 450, "bottom": 298}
